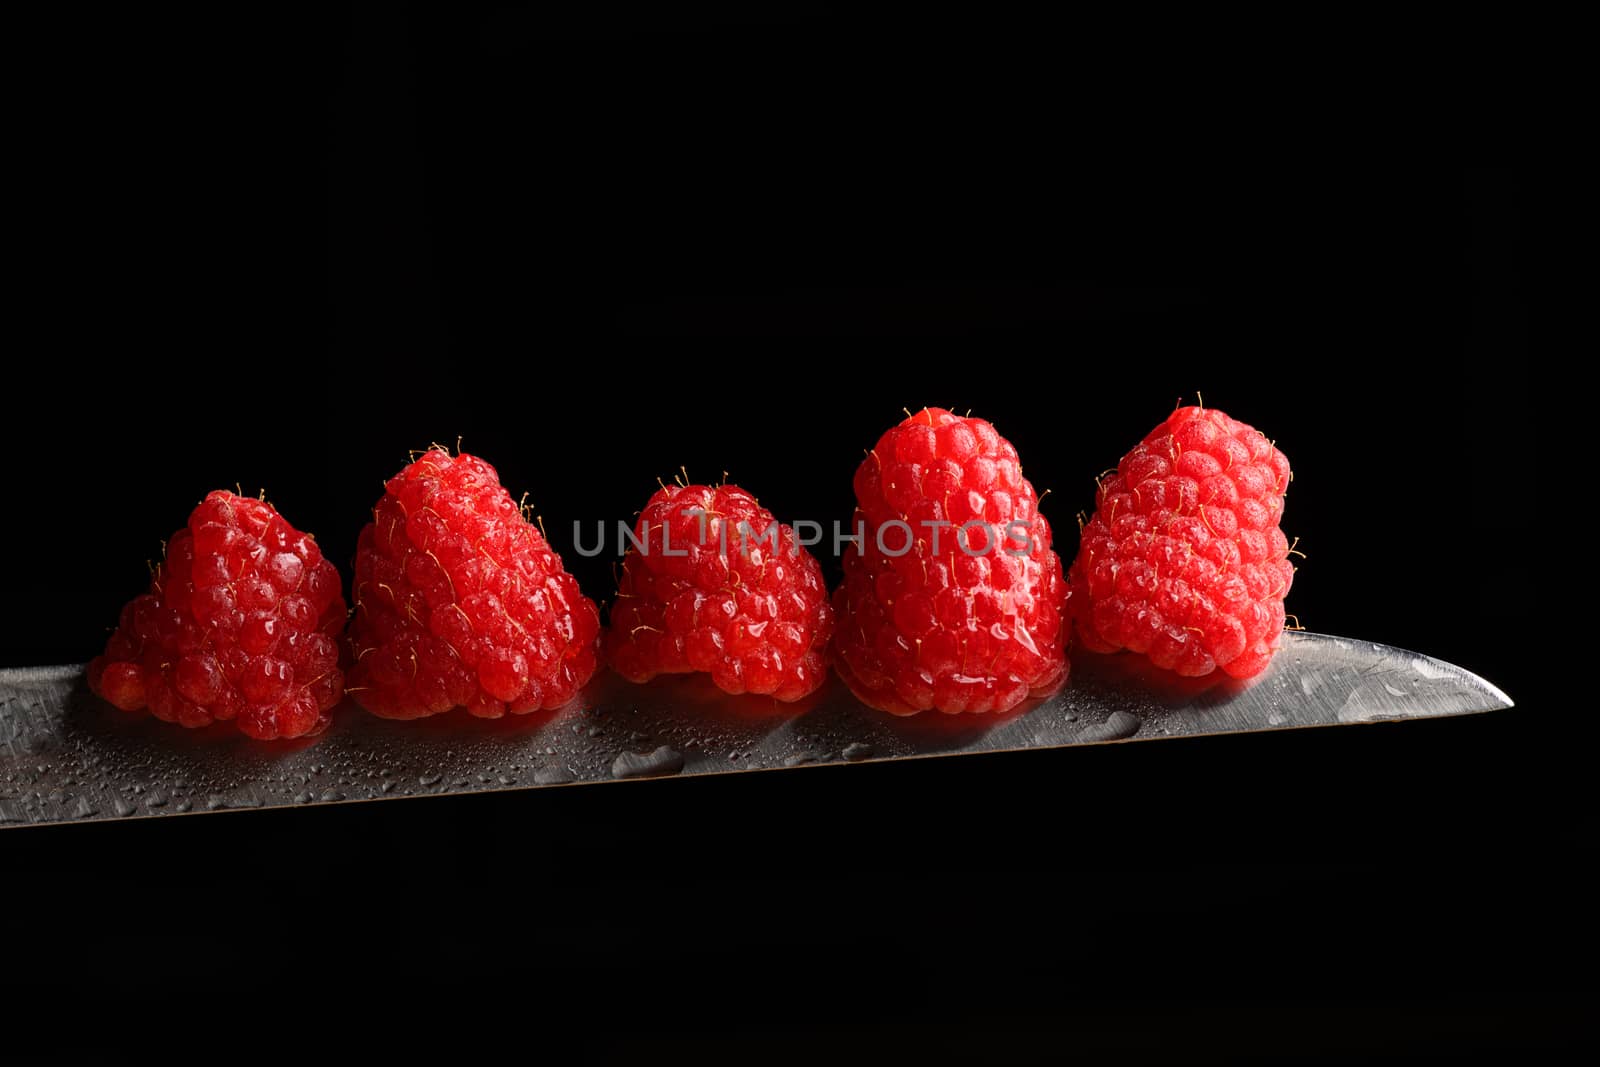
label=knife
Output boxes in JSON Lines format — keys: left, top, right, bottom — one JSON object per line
{"left": 0, "top": 631, "right": 1511, "bottom": 828}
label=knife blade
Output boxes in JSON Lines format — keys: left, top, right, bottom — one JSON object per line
{"left": 0, "top": 631, "right": 1511, "bottom": 828}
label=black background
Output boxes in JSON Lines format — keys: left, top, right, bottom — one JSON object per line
{"left": 4, "top": 7, "right": 1573, "bottom": 1065}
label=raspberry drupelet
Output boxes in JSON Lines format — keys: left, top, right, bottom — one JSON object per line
{"left": 606, "top": 482, "right": 833, "bottom": 701}
{"left": 347, "top": 448, "right": 601, "bottom": 719}
{"left": 832, "top": 408, "right": 1069, "bottom": 715}
{"left": 1069, "top": 404, "right": 1294, "bottom": 679}
{"left": 88, "top": 490, "right": 346, "bottom": 740}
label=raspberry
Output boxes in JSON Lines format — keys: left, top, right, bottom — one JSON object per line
{"left": 87, "top": 491, "right": 347, "bottom": 740}
{"left": 347, "top": 448, "right": 601, "bottom": 719}
{"left": 832, "top": 408, "right": 1069, "bottom": 715}
{"left": 1069, "top": 404, "right": 1294, "bottom": 679}
{"left": 606, "top": 483, "right": 833, "bottom": 701}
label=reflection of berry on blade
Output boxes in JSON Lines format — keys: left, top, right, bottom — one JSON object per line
{"left": 347, "top": 448, "right": 600, "bottom": 719}
{"left": 833, "top": 407, "right": 1069, "bottom": 715}
{"left": 1069, "top": 404, "right": 1295, "bottom": 679}
{"left": 88, "top": 490, "right": 346, "bottom": 740}
{"left": 607, "top": 482, "right": 832, "bottom": 702}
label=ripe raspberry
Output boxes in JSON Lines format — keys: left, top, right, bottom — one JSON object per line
{"left": 606, "top": 483, "right": 833, "bottom": 701}
{"left": 347, "top": 448, "right": 600, "bottom": 719}
{"left": 1069, "top": 404, "right": 1294, "bottom": 679}
{"left": 833, "top": 408, "right": 1069, "bottom": 715}
{"left": 87, "top": 491, "right": 347, "bottom": 740}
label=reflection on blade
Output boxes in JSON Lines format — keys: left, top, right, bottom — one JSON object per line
{"left": 0, "top": 632, "right": 1512, "bottom": 828}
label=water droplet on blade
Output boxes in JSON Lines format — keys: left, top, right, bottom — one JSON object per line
{"left": 611, "top": 746, "right": 685, "bottom": 780}
{"left": 1075, "top": 710, "right": 1140, "bottom": 743}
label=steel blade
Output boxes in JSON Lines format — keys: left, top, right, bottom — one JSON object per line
{"left": 0, "top": 631, "right": 1512, "bottom": 828}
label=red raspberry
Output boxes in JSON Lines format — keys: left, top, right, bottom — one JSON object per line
{"left": 347, "top": 448, "right": 600, "bottom": 719}
{"left": 606, "top": 483, "right": 833, "bottom": 701}
{"left": 87, "top": 491, "right": 347, "bottom": 740}
{"left": 1069, "top": 404, "right": 1294, "bottom": 679}
{"left": 832, "top": 408, "right": 1069, "bottom": 715}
